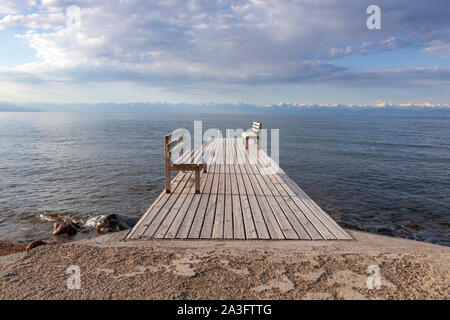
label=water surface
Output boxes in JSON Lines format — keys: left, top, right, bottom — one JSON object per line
{"left": 0, "top": 113, "right": 448, "bottom": 245}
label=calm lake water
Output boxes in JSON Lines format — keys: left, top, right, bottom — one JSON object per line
{"left": 0, "top": 112, "right": 449, "bottom": 245}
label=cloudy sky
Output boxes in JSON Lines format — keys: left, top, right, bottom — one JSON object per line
{"left": 0, "top": 0, "right": 449, "bottom": 105}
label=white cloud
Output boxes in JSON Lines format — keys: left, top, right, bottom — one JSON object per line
{"left": 424, "top": 40, "right": 450, "bottom": 59}
{"left": 327, "top": 37, "right": 407, "bottom": 59}
{"left": 0, "top": 0, "right": 449, "bottom": 97}
{"left": 0, "top": 0, "right": 37, "bottom": 15}
{"left": 0, "top": 12, "right": 65, "bottom": 30}
{"left": 0, "top": 1, "right": 21, "bottom": 14}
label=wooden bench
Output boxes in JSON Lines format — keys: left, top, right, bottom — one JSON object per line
{"left": 242, "top": 122, "right": 262, "bottom": 149}
{"left": 164, "top": 133, "right": 210, "bottom": 194}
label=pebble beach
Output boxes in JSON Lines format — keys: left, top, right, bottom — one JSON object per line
{"left": 0, "top": 230, "right": 448, "bottom": 300}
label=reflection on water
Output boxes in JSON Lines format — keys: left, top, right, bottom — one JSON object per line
{"left": 0, "top": 112, "right": 449, "bottom": 245}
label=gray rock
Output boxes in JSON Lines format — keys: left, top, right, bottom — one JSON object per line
{"left": 95, "top": 214, "right": 139, "bottom": 233}
{"left": 53, "top": 219, "right": 79, "bottom": 236}
{"left": 52, "top": 214, "right": 139, "bottom": 235}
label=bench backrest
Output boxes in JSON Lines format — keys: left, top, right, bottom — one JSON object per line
{"left": 252, "top": 122, "right": 262, "bottom": 133}
{"left": 164, "top": 133, "right": 184, "bottom": 164}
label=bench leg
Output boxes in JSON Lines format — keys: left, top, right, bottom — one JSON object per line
{"left": 165, "top": 160, "right": 171, "bottom": 193}
{"left": 203, "top": 163, "right": 207, "bottom": 173}
{"left": 195, "top": 170, "right": 200, "bottom": 194}
{"left": 165, "top": 167, "right": 171, "bottom": 193}
{"left": 245, "top": 137, "right": 249, "bottom": 149}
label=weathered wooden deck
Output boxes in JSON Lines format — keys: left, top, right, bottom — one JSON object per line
{"left": 127, "top": 138, "right": 351, "bottom": 240}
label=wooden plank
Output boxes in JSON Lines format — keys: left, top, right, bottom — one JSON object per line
{"left": 200, "top": 138, "right": 224, "bottom": 238}
{"left": 279, "top": 170, "right": 351, "bottom": 240}
{"left": 256, "top": 148, "right": 336, "bottom": 240}
{"left": 253, "top": 149, "right": 323, "bottom": 240}
{"left": 300, "top": 195, "right": 351, "bottom": 239}
{"left": 201, "top": 138, "right": 215, "bottom": 165}
{"left": 238, "top": 142, "right": 285, "bottom": 239}
{"left": 223, "top": 139, "right": 234, "bottom": 239}
{"left": 232, "top": 139, "right": 257, "bottom": 239}
{"left": 246, "top": 147, "right": 299, "bottom": 239}
{"left": 164, "top": 169, "right": 202, "bottom": 238}
{"left": 153, "top": 171, "right": 196, "bottom": 238}
{"left": 229, "top": 139, "right": 245, "bottom": 239}
{"left": 172, "top": 149, "right": 194, "bottom": 164}
{"left": 168, "top": 135, "right": 183, "bottom": 149}
{"left": 173, "top": 138, "right": 211, "bottom": 165}
{"left": 131, "top": 137, "right": 349, "bottom": 241}
{"left": 257, "top": 148, "right": 350, "bottom": 239}
{"left": 175, "top": 165, "right": 215, "bottom": 238}
{"left": 212, "top": 139, "right": 226, "bottom": 238}
{"left": 171, "top": 163, "right": 202, "bottom": 171}
{"left": 169, "top": 141, "right": 185, "bottom": 156}
{"left": 280, "top": 182, "right": 335, "bottom": 239}
{"left": 142, "top": 171, "right": 193, "bottom": 238}
{"left": 249, "top": 148, "right": 312, "bottom": 240}
{"left": 127, "top": 190, "right": 166, "bottom": 239}
{"left": 166, "top": 141, "right": 218, "bottom": 238}
{"left": 159, "top": 139, "right": 216, "bottom": 239}
{"left": 177, "top": 140, "right": 218, "bottom": 238}
{"left": 127, "top": 171, "right": 185, "bottom": 239}
{"left": 164, "top": 135, "right": 171, "bottom": 192}
{"left": 242, "top": 158, "right": 284, "bottom": 239}
{"left": 234, "top": 139, "right": 270, "bottom": 239}
{"left": 187, "top": 144, "right": 219, "bottom": 238}
{"left": 211, "top": 163, "right": 225, "bottom": 239}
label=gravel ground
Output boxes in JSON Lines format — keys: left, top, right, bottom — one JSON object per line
{"left": 0, "top": 241, "right": 27, "bottom": 256}
{"left": 0, "top": 230, "right": 448, "bottom": 300}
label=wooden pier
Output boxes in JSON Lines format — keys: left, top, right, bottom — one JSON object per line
{"left": 127, "top": 138, "right": 351, "bottom": 240}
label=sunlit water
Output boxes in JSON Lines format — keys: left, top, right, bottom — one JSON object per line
{"left": 0, "top": 112, "right": 449, "bottom": 245}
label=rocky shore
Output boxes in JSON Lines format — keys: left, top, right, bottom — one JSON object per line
{"left": 0, "top": 213, "right": 140, "bottom": 257}
{"left": 0, "top": 229, "right": 448, "bottom": 300}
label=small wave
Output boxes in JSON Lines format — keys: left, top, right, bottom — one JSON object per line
{"left": 37, "top": 212, "right": 85, "bottom": 224}
{"left": 36, "top": 212, "right": 138, "bottom": 235}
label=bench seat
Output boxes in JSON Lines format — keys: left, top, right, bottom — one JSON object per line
{"left": 165, "top": 135, "right": 214, "bottom": 194}
{"left": 242, "top": 132, "right": 257, "bottom": 138}
{"left": 242, "top": 122, "right": 262, "bottom": 149}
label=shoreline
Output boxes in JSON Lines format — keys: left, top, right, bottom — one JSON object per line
{"left": 0, "top": 232, "right": 102, "bottom": 257}
{"left": 2, "top": 227, "right": 448, "bottom": 257}
{"left": 0, "top": 229, "right": 448, "bottom": 299}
